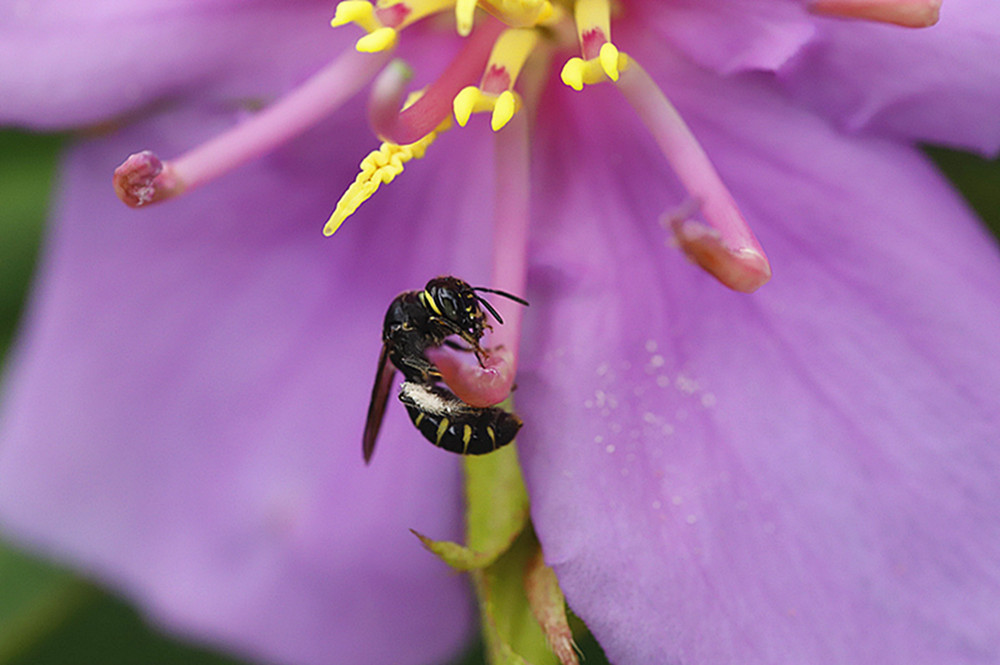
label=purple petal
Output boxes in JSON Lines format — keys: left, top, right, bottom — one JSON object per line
{"left": 0, "top": 99, "right": 497, "bottom": 664}
{"left": 520, "top": 56, "right": 1000, "bottom": 663}
{"left": 779, "top": 0, "right": 1000, "bottom": 154}
{"left": 0, "top": 1, "right": 344, "bottom": 129}
{"left": 639, "top": 0, "right": 815, "bottom": 74}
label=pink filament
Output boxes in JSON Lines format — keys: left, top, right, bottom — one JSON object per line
{"left": 113, "top": 49, "right": 389, "bottom": 206}
{"left": 427, "top": 111, "right": 530, "bottom": 407}
{"left": 616, "top": 61, "right": 771, "bottom": 293}
{"left": 369, "top": 18, "right": 505, "bottom": 144}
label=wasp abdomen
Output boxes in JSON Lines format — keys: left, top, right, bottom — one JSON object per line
{"left": 398, "top": 382, "right": 522, "bottom": 455}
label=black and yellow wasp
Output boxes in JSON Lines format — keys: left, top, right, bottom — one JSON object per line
{"left": 363, "top": 276, "right": 528, "bottom": 463}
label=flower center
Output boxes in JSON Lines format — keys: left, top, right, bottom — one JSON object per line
{"left": 323, "top": 0, "right": 775, "bottom": 297}
{"left": 109, "top": 0, "right": 942, "bottom": 400}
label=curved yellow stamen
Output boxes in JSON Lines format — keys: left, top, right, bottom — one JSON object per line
{"left": 560, "top": 0, "right": 628, "bottom": 90}
{"left": 453, "top": 86, "right": 497, "bottom": 126}
{"left": 331, "top": 1, "right": 380, "bottom": 31}
{"left": 599, "top": 41, "right": 621, "bottom": 81}
{"left": 332, "top": 0, "right": 456, "bottom": 51}
{"left": 452, "top": 27, "right": 538, "bottom": 131}
{"left": 324, "top": 118, "right": 452, "bottom": 235}
{"left": 356, "top": 27, "right": 399, "bottom": 52}
{"left": 561, "top": 49, "right": 629, "bottom": 91}
{"left": 491, "top": 90, "right": 518, "bottom": 131}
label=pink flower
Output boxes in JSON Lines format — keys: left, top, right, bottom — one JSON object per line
{"left": 2, "top": 0, "right": 999, "bottom": 663}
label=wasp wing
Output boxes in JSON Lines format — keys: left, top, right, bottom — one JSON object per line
{"left": 362, "top": 343, "right": 396, "bottom": 464}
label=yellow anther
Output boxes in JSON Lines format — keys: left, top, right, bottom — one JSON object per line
{"left": 453, "top": 87, "right": 489, "bottom": 126}
{"left": 452, "top": 87, "right": 521, "bottom": 130}
{"left": 560, "top": 50, "right": 629, "bottom": 91}
{"left": 331, "top": 0, "right": 397, "bottom": 52}
{"left": 331, "top": 0, "right": 379, "bottom": 30}
{"left": 356, "top": 26, "right": 398, "bottom": 52}
{"left": 453, "top": 27, "right": 537, "bottom": 128}
{"left": 491, "top": 91, "right": 518, "bottom": 131}
{"left": 324, "top": 119, "right": 451, "bottom": 236}
{"left": 455, "top": 0, "right": 478, "bottom": 36}
{"left": 559, "top": 0, "right": 627, "bottom": 89}
{"left": 599, "top": 41, "right": 620, "bottom": 81}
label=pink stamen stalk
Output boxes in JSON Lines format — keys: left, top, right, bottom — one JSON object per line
{"left": 427, "top": 111, "right": 530, "bottom": 407}
{"left": 113, "top": 49, "right": 390, "bottom": 208}
{"left": 369, "top": 18, "right": 505, "bottom": 144}
{"left": 809, "top": 0, "right": 941, "bottom": 27}
{"left": 616, "top": 61, "right": 771, "bottom": 293}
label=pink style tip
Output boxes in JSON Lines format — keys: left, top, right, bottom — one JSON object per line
{"left": 425, "top": 345, "right": 517, "bottom": 408}
{"left": 809, "top": 0, "right": 941, "bottom": 28}
{"left": 112, "top": 151, "right": 183, "bottom": 208}
{"left": 671, "top": 218, "right": 772, "bottom": 293}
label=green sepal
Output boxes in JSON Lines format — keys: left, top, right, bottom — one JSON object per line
{"left": 414, "top": 442, "right": 530, "bottom": 571}
{"left": 410, "top": 530, "right": 509, "bottom": 571}
{"left": 475, "top": 529, "right": 558, "bottom": 665}
{"left": 463, "top": 440, "right": 530, "bottom": 555}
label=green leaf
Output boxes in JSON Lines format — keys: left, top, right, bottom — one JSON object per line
{"left": 0, "top": 542, "right": 251, "bottom": 665}
{"left": 0, "top": 131, "right": 65, "bottom": 356}
{"left": 926, "top": 147, "right": 1000, "bottom": 237}
{"left": 0, "top": 543, "right": 90, "bottom": 663}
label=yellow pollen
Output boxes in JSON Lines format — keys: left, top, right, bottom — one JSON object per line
{"left": 452, "top": 27, "right": 539, "bottom": 131}
{"left": 324, "top": 118, "right": 451, "bottom": 236}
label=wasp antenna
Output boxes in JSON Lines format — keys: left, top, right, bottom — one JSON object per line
{"left": 476, "top": 295, "right": 505, "bottom": 325}
{"left": 473, "top": 286, "right": 529, "bottom": 307}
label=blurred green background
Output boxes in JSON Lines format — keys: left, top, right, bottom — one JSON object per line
{"left": 0, "top": 130, "right": 997, "bottom": 664}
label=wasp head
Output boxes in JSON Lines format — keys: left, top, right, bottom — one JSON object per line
{"left": 424, "top": 276, "right": 488, "bottom": 344}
